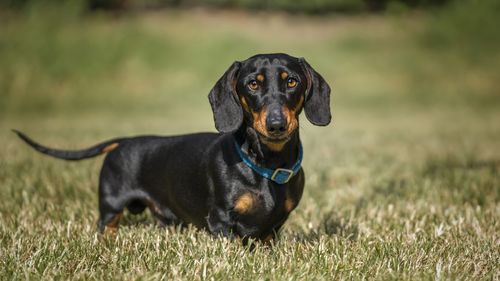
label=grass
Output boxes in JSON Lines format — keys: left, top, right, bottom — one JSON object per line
{"left": 0, "top": 6, "right": 499, "bottom": 280}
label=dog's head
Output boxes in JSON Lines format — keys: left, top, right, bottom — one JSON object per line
{"left": 208, "top": 53, "right": 331, "bottom": 149}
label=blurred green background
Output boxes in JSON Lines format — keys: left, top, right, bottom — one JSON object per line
{"left": 0, "top": 0, "right": 499, "bottom": 279}
{"left": 1, "top": 0, "right": 499, "bottom": 161}
{"left": 1, "top": 0, "right": 499, "bottom": 126}
{"left": 1, "top": 0, "right": 500, "bottom": 121}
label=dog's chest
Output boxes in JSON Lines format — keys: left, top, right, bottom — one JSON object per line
{"left": 232, "top": 184, "right": 297, "bottom": 235}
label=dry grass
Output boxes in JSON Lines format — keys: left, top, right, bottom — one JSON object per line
{"left": 0, "top": 7, "right": 499, "bottom": 280}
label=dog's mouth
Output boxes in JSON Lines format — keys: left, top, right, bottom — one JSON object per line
{"left": 256, "top": 129, "right": 292, "bottom": 144}
{"left": 264, "top": 134, "right": 290, "bottom": 143}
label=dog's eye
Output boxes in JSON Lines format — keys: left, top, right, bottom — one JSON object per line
{"left": 287, "top": 78, "right": 298, "bottom": 88}
{"left": 248, "top": 80, "right": 259, "bottom": 91}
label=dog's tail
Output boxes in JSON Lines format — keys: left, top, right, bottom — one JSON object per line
{"left": 13, "top": 130, "right": 123, "bottom": 161}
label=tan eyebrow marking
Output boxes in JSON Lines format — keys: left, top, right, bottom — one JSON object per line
{"left": 280, "top": 72, "right": 289, "bottom": 80}
{"left": 256, "top": 74, "right": 265, "bottom": 82}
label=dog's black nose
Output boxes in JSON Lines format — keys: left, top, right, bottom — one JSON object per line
{"left": 266, "top": 107, "right": 287, "bottom": 135}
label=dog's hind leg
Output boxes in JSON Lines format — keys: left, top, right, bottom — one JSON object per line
{"left": 99, "top": 211, "right": 123, "bottom": 236}
{"left": 98, "top": 191, "right": 125, "bottom": 235}
{"left": 97, "top": 178, "right": 128, "bottom": 235}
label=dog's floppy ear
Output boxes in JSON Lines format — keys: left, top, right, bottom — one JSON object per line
{"left": 208, "top": 61, "right": 243, "bottom": 133}
{"left": 299, "top": 58, "right": 332, "bottom": 126}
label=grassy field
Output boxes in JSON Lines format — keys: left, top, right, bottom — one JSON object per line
{"left": 0, "top": 6, "right": 499, "bottom": 280}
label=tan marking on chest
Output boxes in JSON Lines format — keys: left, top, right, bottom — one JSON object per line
{"left": 284, "top": 198, "right": 295, "bottom": 213}
{"left": 234, "top": 192, "right": 255, "bottom": 214}
{"left": 284, "top": 189, "right": 297, "bottom": 213}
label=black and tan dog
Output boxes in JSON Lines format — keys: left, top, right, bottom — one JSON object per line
{"left": 15, "top": 53, "right": 331, "bottom": 243}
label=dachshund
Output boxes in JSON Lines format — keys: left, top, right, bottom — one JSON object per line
{"left": 15, "top": 53, "right": 331, "bottom": 243}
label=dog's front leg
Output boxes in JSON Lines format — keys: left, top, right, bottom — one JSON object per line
{"left": 206, "top": 207, "right": 237, "bottom": 239}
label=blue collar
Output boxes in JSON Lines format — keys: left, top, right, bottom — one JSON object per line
{"left": 234, "top": 140, "right": 303, "bottom": 184}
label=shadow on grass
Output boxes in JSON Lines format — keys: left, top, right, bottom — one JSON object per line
{"left": 288, "top": 210, "right": 359, "bottom": 243}
{"left": 420, "top": 156, "right": 500, "bottom": 206}
{"left": 116, "top": 207, "right": 360, "bottom": 245}
{"left": 119, "top": 210, "right": 156, "bottom": 227}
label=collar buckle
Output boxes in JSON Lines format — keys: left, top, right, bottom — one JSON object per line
{"left": 271, "top": 168, "right": 294, "bottom": 184}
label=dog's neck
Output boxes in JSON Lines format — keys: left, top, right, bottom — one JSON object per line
{"left": 234, "top": 126, "right": 301, "bottom": 170}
